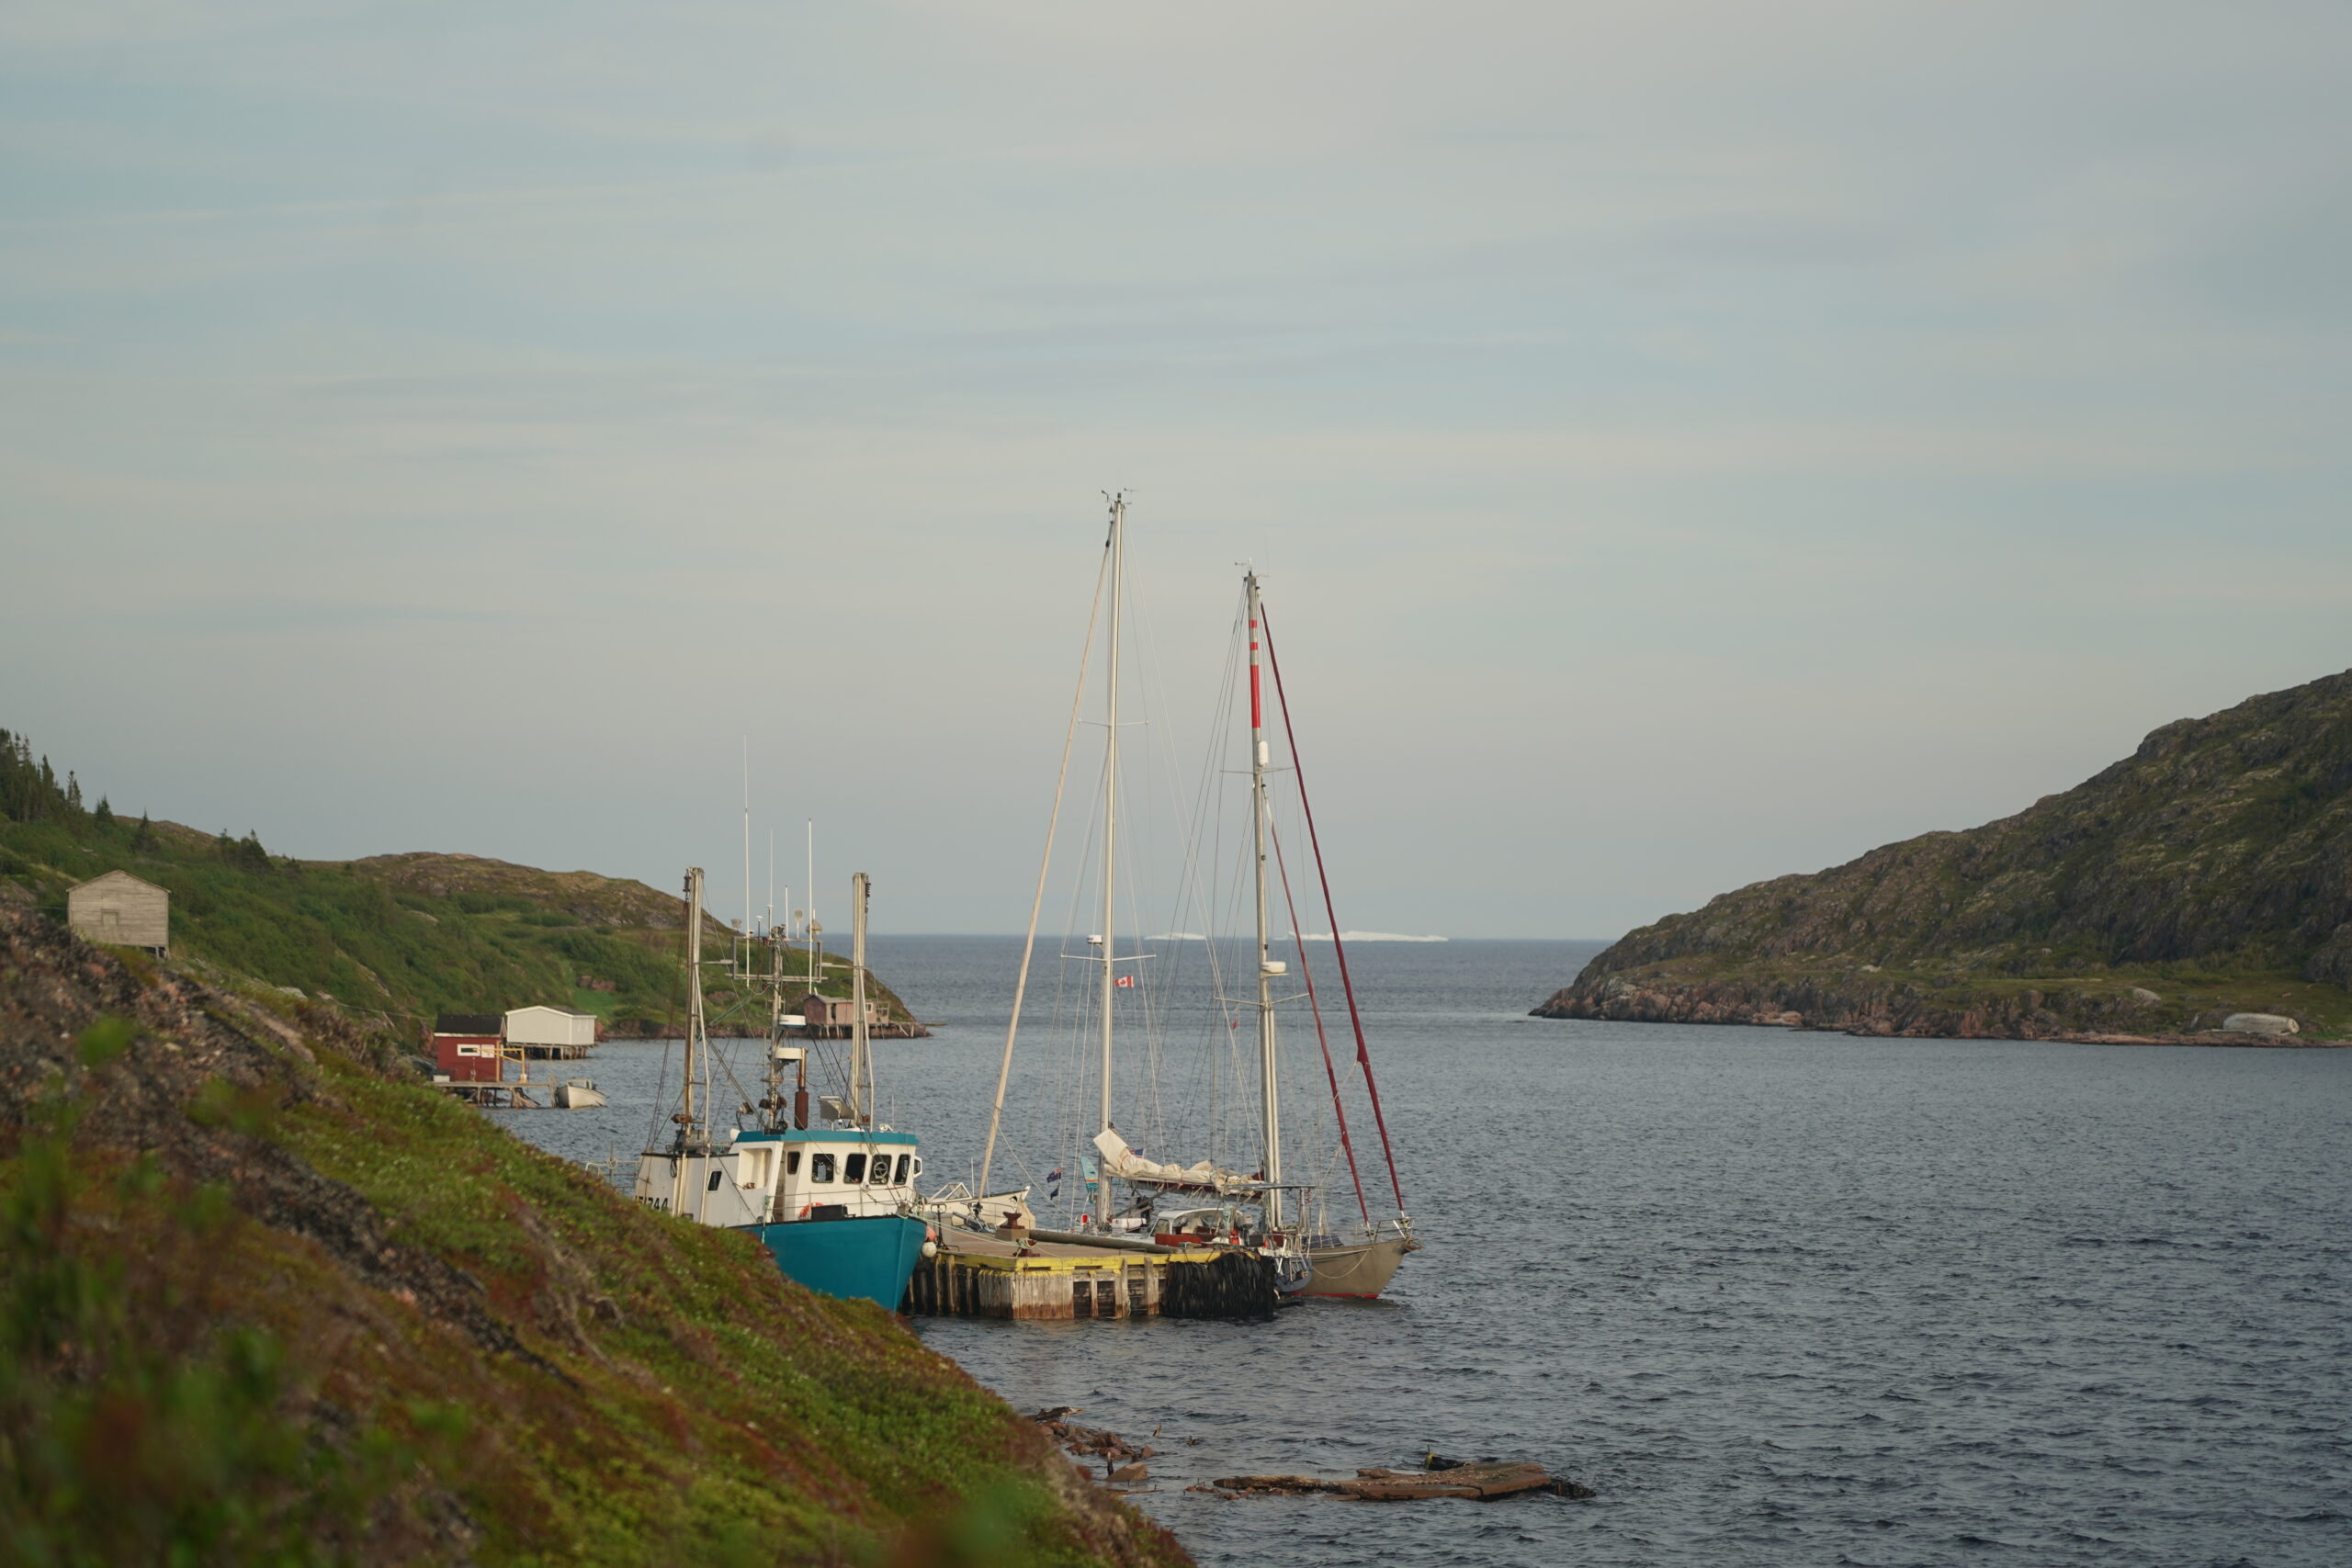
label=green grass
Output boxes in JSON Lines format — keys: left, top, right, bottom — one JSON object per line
{"left": 0, "top": 813, "right": 913, "bottom": 1041}
{"left": 4, "top": 1010, "right": 1172, "bottom": 1567}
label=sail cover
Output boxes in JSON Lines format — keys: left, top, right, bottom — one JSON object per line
{"left": 1091, "top": 1129, "right": 1261, "bottom": 1195}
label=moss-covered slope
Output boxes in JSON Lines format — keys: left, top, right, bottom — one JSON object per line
{"left": 1537, "top": 671, "right": 2352, "bottom": 1041}
{"left": 0, "top": 892, "right": 1186, "bottom": 1566}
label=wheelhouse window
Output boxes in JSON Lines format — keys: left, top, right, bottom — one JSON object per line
{"left": 843, "top": 1153, "right": 867, "bottom": 1183}
{"left": 786, "top": 1151, "right": 802, "bottom": 1176}
{"left": 893, "top": 1155, "right": 911, "bottom": 1184}
{"left": 810, "top": 1153, "right": 835, "bottom": 1183}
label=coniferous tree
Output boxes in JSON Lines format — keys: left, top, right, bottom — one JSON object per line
{"left": 131, "top": 812, "right": 154, "bottom": 851}
{"left": 94, "top": 796, "right": 113, "bottom": 828}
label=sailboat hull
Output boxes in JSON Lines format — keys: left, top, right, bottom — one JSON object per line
{"left": 1302, "top": 1235, "right": 1417, "bottom": 1299}
{"left": 744, "top": 1213, "right": 930, "bottom": 1309}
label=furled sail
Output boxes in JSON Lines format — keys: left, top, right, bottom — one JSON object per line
{"left": 1091, "top": 1129, "right": 1262, "bottom": 1194}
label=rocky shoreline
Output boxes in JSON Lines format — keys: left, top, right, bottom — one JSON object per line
{"left": 1532, "top": 973, "right": 2348, "bottom": 1046}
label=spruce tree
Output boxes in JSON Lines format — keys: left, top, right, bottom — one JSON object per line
{"left": 94, "top": 796, "right": 113, "bottom": 828}
{"left": 131, "top": 812, "right": 154, "bottom": 851}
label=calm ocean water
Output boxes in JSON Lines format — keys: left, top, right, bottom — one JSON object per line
{"left": 499, "top": 936, "right": 2351, "bottom": 1568}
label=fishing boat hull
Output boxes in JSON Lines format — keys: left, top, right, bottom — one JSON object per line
{"left": 743, "top": 1213, "right": 931, "bottom": 1309}
{"left": 554, "top": 1080, "right": 605, "bottom": 1110}
{"left": 1301, "top": 1234, "right": 1418, "bottom": 1299}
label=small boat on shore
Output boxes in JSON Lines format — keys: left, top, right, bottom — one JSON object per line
{"left": 553, "top": 1078, "right": 605, "bottom": 1110}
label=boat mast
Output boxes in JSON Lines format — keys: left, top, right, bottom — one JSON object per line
{"left": 1246, "top": 571, "right": 1284, "bottom": 1231}
{"left": 806, "top": 819, "right": 819, "bottom": 987}
{"left": 850, "top": 870, "right": 872, "bottom": 1126}
{"left": 1098, "top": 493, "right": 1125, "bottom": 1166}
{"left": 677, "top": 865, "right": 707, "bottom": 1218}
{"left": 741, "top": 740, "right": 752, "bottom": 976}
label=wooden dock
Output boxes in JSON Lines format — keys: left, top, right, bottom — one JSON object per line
{"left": 433, "top": 1080, "right": 548, "bottom": 1109}
{"left": 907, "top": 1231, "right": 1277, "bottom": 1321}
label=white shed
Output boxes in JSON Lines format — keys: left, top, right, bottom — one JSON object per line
{"left": 504, "top": 1004, "right": 599, "bottom": 1050}
{"left": 66, "top": 870, "right": 169, "bottom": 953}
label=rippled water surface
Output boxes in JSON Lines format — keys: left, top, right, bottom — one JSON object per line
{"left": 499, "top": 936, "right": 2351, "bottom": 1568}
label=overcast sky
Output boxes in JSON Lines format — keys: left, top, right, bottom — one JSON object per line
{"left": 6, "top": 2, "right": 2350, "bottom": 937}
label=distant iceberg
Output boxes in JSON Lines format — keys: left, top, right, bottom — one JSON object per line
{"left": 1297, "top": 931, "right": 1447, "bottom": 943}
{"left": 1150, "top": 930, "right": 1446, "bottom": 943}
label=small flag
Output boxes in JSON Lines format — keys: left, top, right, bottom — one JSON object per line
{"left": 1047, "top": 1167, "right": 1063, "bottom": 1182}
{"left": 1114, "top": 974, "right": 1136, "bottom": 988}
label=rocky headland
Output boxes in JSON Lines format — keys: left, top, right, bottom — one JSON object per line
{"left": 1535, "top": 670, "right": 2352, "bottom": 1044}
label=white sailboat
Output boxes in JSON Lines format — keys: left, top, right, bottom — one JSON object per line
{"left": 971, "top": 497, "right": 1313, "bottom": 1296}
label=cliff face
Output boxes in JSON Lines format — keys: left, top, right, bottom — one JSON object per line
{"left": 1536, "top": 671, "right": 2352, "bottom": 1041}
{"left": 0, "top": 891, "right": 1184, "bottom": 1566}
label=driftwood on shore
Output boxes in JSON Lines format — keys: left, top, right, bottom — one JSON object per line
{"left": 1032, "top": 1408, "right": 1156, "bottom": 1483}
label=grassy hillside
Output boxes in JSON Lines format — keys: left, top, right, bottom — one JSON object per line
{"left": 1537, "top": 671, "right": 2352, "bottom": 1041}
{"left": 0, "top": 891, "right": 1185, "bottom": 1566}
{"left": 0, "top": 729, "right": 912, "bottom": 1040}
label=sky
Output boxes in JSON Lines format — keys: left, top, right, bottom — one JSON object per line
{"left": 5, "top": 1, "right": 2350, "bottom": 937}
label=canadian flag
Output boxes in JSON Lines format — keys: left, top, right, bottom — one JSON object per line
{"left": 1114, "top": 974, "right": 1136, "bottom": 988}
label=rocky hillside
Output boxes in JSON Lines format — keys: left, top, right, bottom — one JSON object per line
{"left": 0, "top": 889, "right": 1185, "bottom": 1566}
{"left": 0, "top": 731, "right": 916, "bottom": 1039}
{"left": 1536, "top": 671, "right": 2352, "bottom": 1042}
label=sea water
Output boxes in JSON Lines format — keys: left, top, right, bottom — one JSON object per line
{"left": 498, "top": 936, "right": 2352, "bottom": 1568}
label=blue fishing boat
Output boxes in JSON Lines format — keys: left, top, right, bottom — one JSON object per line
{"left": 635, "top": 867, "right": 932, "bottom": 1311}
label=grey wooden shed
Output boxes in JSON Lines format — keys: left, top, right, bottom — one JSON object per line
{"left": 67, "top": 869, "right": 169, "bottom": 954}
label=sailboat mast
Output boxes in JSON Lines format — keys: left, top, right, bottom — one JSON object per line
{"left": 1098, "top": 493, "right": 1125, "bottom": 1153}
{"left": 850, "top": 871, "right": 871, "bottom": 1126}
{"left": 1246, "top": 572, "right": 1284, "bottom": 1230}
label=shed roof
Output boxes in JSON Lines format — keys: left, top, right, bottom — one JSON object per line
{"left": 434, "top": 1014, "right": 504, "bottom": 1036}
{"left": 69, "top": 869, "right": 167, "bottom": 896}
{"left": 507, "top": 1004, "right": 594, "bottom": 1018}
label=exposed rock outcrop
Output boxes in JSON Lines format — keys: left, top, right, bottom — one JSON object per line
{"left": 1537, "top": 671, "right": 2352, "bottom": 1043}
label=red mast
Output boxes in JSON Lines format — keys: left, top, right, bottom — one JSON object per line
{"left": 1261, "top": 605, "right": 1408, "bottom": 1215}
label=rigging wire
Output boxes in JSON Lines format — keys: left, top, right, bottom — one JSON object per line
{"left": 977, "top": 522, "right": 1112, "bottom": 1196}
{"left": 1268, "top": 813, "right": 1373, "bottom": 1226}
{"left": 1261, "top": 603, "right": 1408, "bottom": 1213}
